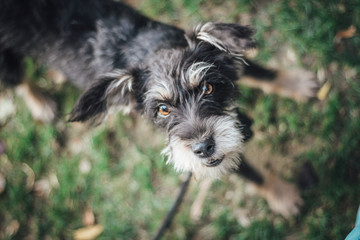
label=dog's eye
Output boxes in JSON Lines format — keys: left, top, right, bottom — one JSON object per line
{"left": 203, "top": 83, "right": 213, "bottom": 95}
{"left": 158, "top": 104, "right": 170, "bottom": 116}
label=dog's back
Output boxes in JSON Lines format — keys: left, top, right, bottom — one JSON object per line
{"left": 0, "top": 0, "right": 186, "bottom": 89}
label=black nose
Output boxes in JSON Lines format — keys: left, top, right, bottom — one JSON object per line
{"left": 192, "top": 139, "right": 215, "bottom": 158}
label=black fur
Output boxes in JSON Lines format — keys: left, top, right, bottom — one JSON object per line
{"left": 0, "top": 0, "right": 186, "bottom": 88}
{"left": 0, "top": 0, "right": 257, "bottom": 179}
{"left": 0, "top": 1, "right": 306, "bottom": 217}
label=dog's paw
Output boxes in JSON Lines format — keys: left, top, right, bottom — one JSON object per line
{"left": 272, "top": 69, "right": 319, "bottom": 101}
{"left": 16, "top": 82, "right": 57, "bottom": 123}
{"left": 47, "top": 69, "right": 67, "bottom": 84}
{"left": 241, "top": 67, "right": 319, "bottom": 102}
{"left": 252, "top": 174, "right": 303, "bottom": 219}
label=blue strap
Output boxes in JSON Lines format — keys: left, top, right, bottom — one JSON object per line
{"left": 345, "top": 206, "right": 360, "bottom": 240}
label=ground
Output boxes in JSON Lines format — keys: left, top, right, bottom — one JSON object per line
{"left": 0, "top": 0, "right": 360, "bottom": 239}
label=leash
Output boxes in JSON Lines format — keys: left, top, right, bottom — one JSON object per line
{"left": 153, "top": 172, "right": 192, "bottom": 240}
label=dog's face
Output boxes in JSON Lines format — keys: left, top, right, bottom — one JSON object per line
{"left": 69, "top": 23, "right": 255, "bottom": 178}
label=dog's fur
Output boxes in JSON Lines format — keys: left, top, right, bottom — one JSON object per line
{"left": 0, "top": 0, "right": 306, "bottom": 216}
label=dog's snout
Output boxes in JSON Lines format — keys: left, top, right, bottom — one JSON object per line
{"left": 192, "top": 139, "right": 215, "bottom": 158}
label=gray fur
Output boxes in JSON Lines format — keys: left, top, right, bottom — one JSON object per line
{"left": 1, "top": 0, "right": 255, "bottom": 178}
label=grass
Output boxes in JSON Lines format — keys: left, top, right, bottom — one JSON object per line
{"left": 1, "top": 0, "right": 360, "bottom": 239}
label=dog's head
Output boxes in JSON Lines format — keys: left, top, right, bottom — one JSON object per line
{"left": 69, "top": 23, "right": 255, "bottom": 178}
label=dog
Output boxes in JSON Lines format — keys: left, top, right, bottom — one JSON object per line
{"left": 0, "top": 0, "right": 312, "bottom": 217}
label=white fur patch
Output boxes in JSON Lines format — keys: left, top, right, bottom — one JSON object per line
{"left": 105, "top": 70, "right": 133, "bottom": 97}
{"left": 195, "top": 23, "right": 228, "bottom": 52}
{"left": 145, "top": 80, "right": 173, "bottom": 102}
{"left": 187, "top": 62, "right": 214, "bottom": 87}
{"left": 163, "top": 115, "right": 244, "bottom": 179}
{"left": 194, "top": 22, "right": 248, "bottom": 65}
{"left": 103, "top": 70, "right": 134, "bottom": 115}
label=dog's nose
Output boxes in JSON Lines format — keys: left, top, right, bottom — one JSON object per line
{"left": 192, "top": 139, "right": 215, "bottom": 158}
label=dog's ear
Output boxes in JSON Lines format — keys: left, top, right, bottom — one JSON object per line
{"left": 68, "top": 70, "right": 136, "bottom": 123}
{"left": 186, "top": 22, "right": 255, "bottom": 56}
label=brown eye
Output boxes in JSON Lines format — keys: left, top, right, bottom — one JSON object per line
{"left": 158, "top": 104, "right": 170, "bottom": 116}
{"left": 203, "top": 83, "right": 213, "bottom": 95}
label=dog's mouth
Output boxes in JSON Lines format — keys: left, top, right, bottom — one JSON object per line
{"left": 202, "top": 156, "right": 224, "bottom": 167}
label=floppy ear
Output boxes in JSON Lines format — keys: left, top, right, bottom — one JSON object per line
{"left": 186, "top": 22, "right": 255, "bottom": 56}
{"left": 68, "top": 70, "right": 136, "bottom": 123}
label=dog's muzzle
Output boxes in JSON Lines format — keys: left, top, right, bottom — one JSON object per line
{"left": 192, "top": 138, "right": 215, "bottom": 158}
{"left": 192, "top": 138, "right": 224, "bottom": 167}
{"left": 203, "top": 156, "right": 224, "bottom": 167}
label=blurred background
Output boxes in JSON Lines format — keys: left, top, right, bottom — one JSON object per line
{"left": 0, "top": 0, "right": 359, "bottom": 239}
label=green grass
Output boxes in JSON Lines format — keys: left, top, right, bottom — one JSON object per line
{"left": 1, "top": 0, "right": 360, "bottom": 239}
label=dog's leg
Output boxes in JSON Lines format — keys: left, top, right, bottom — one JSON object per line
{"left": 15, "top": 82, "right": 57, "bottom": 123}
{"left": 235, "top": 157, "right": 303, "bottom": 218}
{"left": 241, "top": 60, "right": 318, "bottom": 101}
{"left": 235, "top": 156, "right": 264, "bottom": 185}
{"left": 47, "top": 69, "right": 67, "bottom": 85}
{"left": 0, "top": 49, "right": 57, "bottom": 123}
{"left": 190, "top": 178, "right": 213, "bottom": 221}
